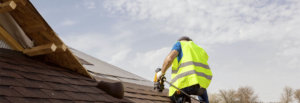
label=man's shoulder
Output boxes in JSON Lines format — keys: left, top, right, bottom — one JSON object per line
{"left": 172, "top": 41, "right": 181, "bottom": 51}
{"left": 175, "top": 41, "right": 181, "bottom": 46}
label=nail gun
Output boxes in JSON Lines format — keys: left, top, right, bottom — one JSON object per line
{"left": 154, "top": 68, "right": 164, "bottom": 92}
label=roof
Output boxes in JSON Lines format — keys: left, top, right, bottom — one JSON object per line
{"left": 98, "top": 77, "right": 170, "bottom": 103}
{"left": 0, "top": 48, "right": 171, "bottom": 103}
{"left": 0, "top": 0, "right": 92, "bottom": 78}
{"left": 0, "top": 0, "right": 171, "bottom": 102}
{"left": 71, "top": 48, "right": 153, "bottom": 87}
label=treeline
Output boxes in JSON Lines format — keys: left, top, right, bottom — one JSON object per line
{"left": 280, "top": 87, "right": 300, "bottom": 103}
{"left": 208, "top": 86, "right": 300, "bottom": 103}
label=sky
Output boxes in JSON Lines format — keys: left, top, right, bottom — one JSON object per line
{"left": 31, "top": 0, "right": 300, "bottom": 102}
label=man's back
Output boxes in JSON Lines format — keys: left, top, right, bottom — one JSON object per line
{"left": 157, "top": 36, "right": 212, "bottom": 103}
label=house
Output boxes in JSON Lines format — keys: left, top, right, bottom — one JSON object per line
{"left": 0, "top": 0, "right": 171, "bottom": 102}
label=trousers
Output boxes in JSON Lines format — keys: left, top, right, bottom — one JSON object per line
{"left": 170, "top": 84, "right": 209, "bottom": 103}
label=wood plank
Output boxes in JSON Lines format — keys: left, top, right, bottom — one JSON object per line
{"left": 39, "top": 31, "right": 64, "bottom": 44}
{"left": 13, "top": 0, "right": 26, "bottom": 5}
{"left": 0, "top": 26, "right": 24, "bottom": 51}
{"left": 55, "top": 44, "right": 67, "bottom": 52}
{"left": 23, "top": 43, "right": 57, "bottom": 56}
{"left": 22, "top": 23, "right": 47, "bottom": 33}
{"left": 44, "top": 49, "right": 93, "bottom": 78}
{"left": 6, "top": 0, "right": 93, "bottom": 78}
{"left": 0, "top": 1, "right": 17, "bottom": 13}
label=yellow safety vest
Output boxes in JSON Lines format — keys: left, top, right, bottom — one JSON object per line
{"left": 169, "top": 41, "right": 213, "bottom": 96}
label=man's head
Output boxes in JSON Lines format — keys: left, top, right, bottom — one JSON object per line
{"left": 178, "top": 36, "right": 192, "bottom": 41}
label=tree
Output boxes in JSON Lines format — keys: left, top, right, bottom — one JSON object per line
{"left": 219, "top": 89, "right": 237, "bottom": 103}
{"left": 236, "top": 86, "right": 258, "bottom": 103}
{"left": 209, "top": 93, "right": 221, "bottom": 103}
{"left": 295, "top": 89, "right": 300, "bottom": 103}
{"left": 280, "top": 86, "right": 294, "bottom": 103}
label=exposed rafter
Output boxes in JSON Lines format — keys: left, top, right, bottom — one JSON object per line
{"left": 0, "top": 0, "right": 93, "bottom": 78}
{"left": 22, "top": 23, "right": 47, "bottom": 33}
{"left": 23, "top": 43, "right": 57, "bottom": 56}
{"left": 0, "top": 26, "right": 24, "bottom": 51}
{"left": 13, "top": 0, "right": 26, "bottom": 5}
{"left": 56, "top": 44, "right": 67, "bottom": 52}
{"left": 0, "top": 1, "right": 17, "bottom": 13}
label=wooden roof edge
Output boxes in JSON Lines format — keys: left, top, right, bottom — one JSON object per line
{"left": 0, "top": 0, "right": 93, "bottom": 79}
{"left": 27, "top": 0, "right": 93, "bottom": 78}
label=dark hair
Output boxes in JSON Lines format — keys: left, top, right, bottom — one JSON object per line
{"left": 178, "top": 36, "right": 192, "bottom": 41}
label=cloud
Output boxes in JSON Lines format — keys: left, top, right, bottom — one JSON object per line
{"left": 32, "top": 0, "right": 300, "bottom": 101}
{"left": 61, "top": 32, "right": 126, "bottom": 61}
{"left": 60, "top": 19, "right": 77, "bottom": 26}
{"left": 275, "top": 40, "right": 300, "bottom": 69}
{"left": 100, "top": 0, "right": 300, "bottom": 101}
{"left": 49, "top": 0, "right": 300, "bottom": 102}
{"left": 61, "top": 30, "right": 172, "bottom": 81}
{"left": 60, "top": 24, "right": 137, "bottom": 63}
{"left": 128, "top": 47, "right": 171, "bottom": 80}
{"left": 102, "top": 0, "right": 300, "bottom": 74}
{"left": 103, "top": 0, "right": 300, "bottom": 44}
{"left": 277, "top": 41, "right": 300, "bottom": 56}
{"left": 110, "top": 48, "right": 132, "bottom": 64}
{"left": 84, "top": 0, "right": 96, "bottom": 9}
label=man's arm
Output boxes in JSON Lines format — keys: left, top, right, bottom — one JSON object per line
{"left": 161, "top": 50, "right": 179, "bottom": 74}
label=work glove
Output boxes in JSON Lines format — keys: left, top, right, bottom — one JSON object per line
{"left": 156, "top": 71, "right": 165, "bottom": 81}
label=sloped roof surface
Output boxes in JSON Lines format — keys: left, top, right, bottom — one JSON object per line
{"left": 0, "top": 48, "right": 171, "bottom": 103}
{"left": 0, "top": 48, "right": 130, "bottom": 102}
{"left": 95, "top": 77, "right": 170, "bottom": 103}
{"left": 71, "top": 48, "right": 153, "bottom": 86}
{"left": 0, "top": 0, "right": 92, "bottom": 78}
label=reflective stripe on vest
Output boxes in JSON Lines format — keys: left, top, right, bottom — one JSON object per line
{"left": 170, "top": 70, "right": 212, "bottom": 83}
{"left": 172, "top": 61, "right": 210, "bottom": 74}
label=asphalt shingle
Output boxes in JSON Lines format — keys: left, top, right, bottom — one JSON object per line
{"left": 0, "top": 86, "right": 22, "bottom": 97}
{"left": 0, "top": 49, "right": 133, "bottom": 102}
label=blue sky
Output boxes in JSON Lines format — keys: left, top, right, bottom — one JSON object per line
{"left": 31, "top": 0, "right": 300, "bottom": 102}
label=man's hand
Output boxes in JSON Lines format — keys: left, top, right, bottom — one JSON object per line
{"left": 156, "top": 71, "right": 165, "bottom": 81}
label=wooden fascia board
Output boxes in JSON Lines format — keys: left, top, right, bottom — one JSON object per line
{"left": 0, "top": 25, "right": 24, "bottom": 51}
{"left": 44, "top": 48, "right": 94, "bottom": 78}
{"left": 13, "top": 0, "right": 26, "bottom": 5}
{"left": 22, "top": 23, "right": 47, "bottom": 33}
{"left": 5, "top": 0, "right": 93, "bottom": 79}
{"left": 23, "top": 43, "right": 57, "bottom": 56}
{"left": 0, "top": 1, "right": 17, "bottom": 13}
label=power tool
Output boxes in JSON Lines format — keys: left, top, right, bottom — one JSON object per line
{"left": 154, "top": 68, "right": 164, "bottom": 92}
{"left": 153, "top": 68, "right": 202, "bottom": 102}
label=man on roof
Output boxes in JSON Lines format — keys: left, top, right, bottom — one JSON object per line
{"left": 157, "top": 36, "right": 213, "bottom": 103}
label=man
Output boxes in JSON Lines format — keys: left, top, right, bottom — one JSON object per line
{"left": 156, "top": 36, "right": 213, "bottom": 103}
